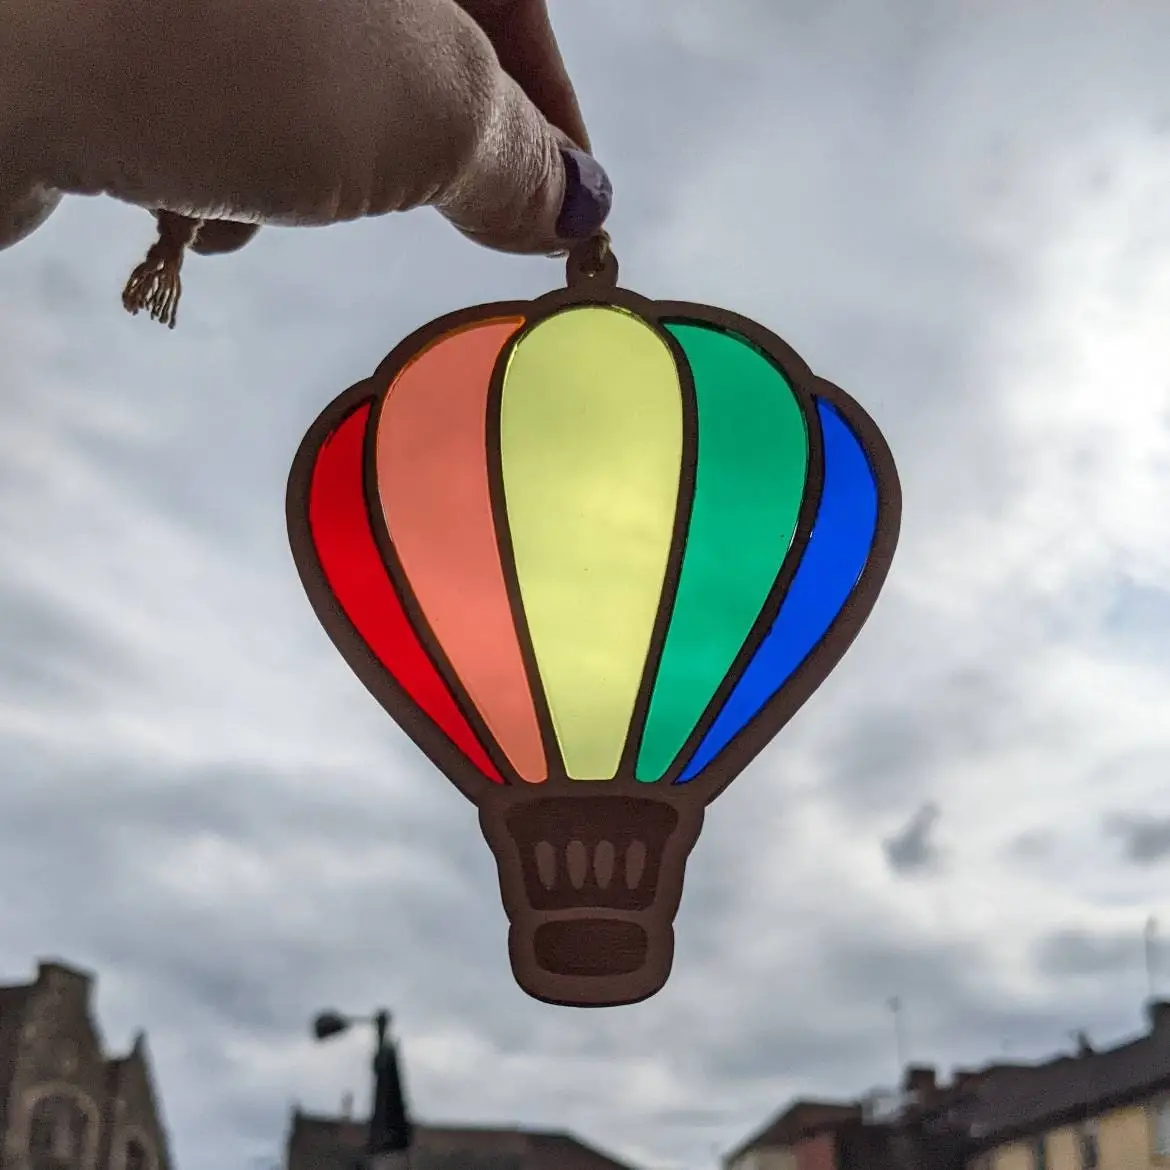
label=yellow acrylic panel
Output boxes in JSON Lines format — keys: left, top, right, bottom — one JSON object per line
{"left": 499, "top": 306, "right": 683, "bottom": 780}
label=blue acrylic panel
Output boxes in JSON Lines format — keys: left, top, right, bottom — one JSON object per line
{"left": 676, "top": 399, "right": 879, "bottom": 781}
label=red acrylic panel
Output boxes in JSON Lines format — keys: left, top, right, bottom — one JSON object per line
{"left": 307, "top": 401, "right": 503, "bottom": 781}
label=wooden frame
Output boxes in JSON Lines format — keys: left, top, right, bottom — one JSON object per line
{"left": 286, "top": 247, "right": 901, "bottom": 1006}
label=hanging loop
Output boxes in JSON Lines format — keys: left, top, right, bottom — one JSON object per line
{"left": 565, "top": 231, "right": 618, "bottom": 289}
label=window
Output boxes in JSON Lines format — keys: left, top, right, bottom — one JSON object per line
{"left": 29, "top": 1113, "right": 56, "bottom": 1157}
{"left": 124, "top": 1138, "right": 150, "bottom": 1170}
{"left": 67, "top": 1110, "right": 89, "bottom": 1162}
{"left": 1078, "top": 1121, "right": 1099, "bottom": 1170}
{"left": 1153, "top": 1100, "right": 1170, "bottom": 1159}
{"left": 27, "top": 1095, "right": 90, "bottom": 1167}
{"left": 1031, "top": 1134, "right": 1048, "bottom": 1170}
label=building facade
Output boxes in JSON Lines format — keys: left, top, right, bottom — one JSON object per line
{"left": 961, "top": 1002, "right": 1170, "bottom": 1170}
{"left": 723, "top": 1101, "right": 862, "bottom": 1170}
{"left": 0, "top": 960, "right": 173, "bottom": 1170}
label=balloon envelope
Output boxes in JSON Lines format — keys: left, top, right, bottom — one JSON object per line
{"left": 292, "top": 297, "right": 898, "bottom": 802}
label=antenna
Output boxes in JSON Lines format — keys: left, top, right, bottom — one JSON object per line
{"left": 1146, "top": 916, "right": 1159, "bottom": 1001}
{"left": 888, "top": 996, "right": 906, "bottom": 1078}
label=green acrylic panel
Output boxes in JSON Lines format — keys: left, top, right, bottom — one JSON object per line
{"left": 635, "top": 323, "right": 809, "bottom": 781}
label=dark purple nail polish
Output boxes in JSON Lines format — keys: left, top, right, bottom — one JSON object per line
{"left": 556, "top": 148, "right": 613, "bottom": 239}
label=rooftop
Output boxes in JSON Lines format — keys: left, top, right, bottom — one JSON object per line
{"left": 725, "top": 1000, "right": 1170, "bottom": 1163}
{"left": 287, "top": 1110, "right": 639, "bottom": 1170}
{"left": 957, "top": 1001, "right": 1170, "bottom": 1148}
{"left": 724, "top": 1100, "right": 863, "bottom": 1164}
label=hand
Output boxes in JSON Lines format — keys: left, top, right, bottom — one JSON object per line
{"left": 0, "top": 0, "right": 612, "bottom": 268}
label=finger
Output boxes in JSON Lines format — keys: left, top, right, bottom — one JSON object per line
{"left": 0, "top": 183, "right": 62, "bottom": 252}
{"left": 438, "top": 120, "right": 612, "bottom": 255}
{"left": 433, "top": 3, "right": 612, "bottom": 253}
{"left": 458, "top": 0, "right": 591, "bottom": 151}
{"left": 191, "top": 218, "right": 261, "bottom": 255}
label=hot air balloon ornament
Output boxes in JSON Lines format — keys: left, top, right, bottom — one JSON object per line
{"left": 286, "top": 236, "right": 901, "bottom": 1008}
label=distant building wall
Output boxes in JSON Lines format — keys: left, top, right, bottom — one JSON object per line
{"left": 978, "top": 1102, "right": 1161, "bottom": 1170}
{"left": 764, "top": 1151, "right": 797, "bottom": 1170}
{"left": 985, "top": 1143, "right": 1030, "bottom": 1170}
{"left": 1099, "top": 1104, "right": 1153, "bottom": 1168}
{"left": 792, "top": 1131, "right": 835, "bottom": 1170}
{"left": 730, "top": 1150, "right": 797, "bottom": 1170}
{"left": 1041, "top": 1126, "right": 1078, "bottom": 1170}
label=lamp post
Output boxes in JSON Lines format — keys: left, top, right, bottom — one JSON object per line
{"left": 311, "top": 1008, "right": 413, "bottom": 1170}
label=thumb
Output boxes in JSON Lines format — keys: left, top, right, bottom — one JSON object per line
{"left": 434, "top": 72, "right": 612, "bottom": 254}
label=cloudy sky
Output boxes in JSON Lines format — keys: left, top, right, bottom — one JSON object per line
{"left": 3, "top": 2, "right": 1170, "bottom": 1168}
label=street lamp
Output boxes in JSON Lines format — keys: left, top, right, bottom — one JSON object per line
{"left": 312, "top": 1010, "right": 352, "bottom": 1041}
{"left": 311, "top": 1008, "right": 413, "bottom": 1170}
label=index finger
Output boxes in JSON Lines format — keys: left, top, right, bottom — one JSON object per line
{"left": 458, "top": 0, "right": 592, "bottom": 152}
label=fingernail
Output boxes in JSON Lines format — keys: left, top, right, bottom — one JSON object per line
{"left": 556, "top": 148, "right": 613, "bottom": 239}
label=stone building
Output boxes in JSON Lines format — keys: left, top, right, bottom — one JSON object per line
{"left": 0, "top": 959, "right": 173, "bottom": 1170}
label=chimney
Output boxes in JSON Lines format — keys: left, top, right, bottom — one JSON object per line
{"left": 341, "top": 1092, "right": 354, "bottom": 1120}
{"left": 902, "top": 1065, "right": 937, "bottom": 1099}
{"left": 1147, "top": 1000, "right": 1170, "bottom": 1034}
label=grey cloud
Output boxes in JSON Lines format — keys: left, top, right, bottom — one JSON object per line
{"left": 31, "top": 257, "right": 93, "bottom": 315}
{"left": 694, "top": 928, "right": 1075, "bottom": 1095}
{"left": 883, "top": 803, "right": 942, "bottom": 875}
{"left": 0, "top": 753, "right": 514, "bottom": 1015}
{"left": 821, "top": 669, "right": 1023, "bottom": 817}
{"left": 701, "top": 1021, "right": 869, "bottom": 1092}
{"left": 0, "top": 573, "right": 142, "bottom": 700}
{"left": 1043, "top": 931, "right": 1132, "bottom": 978}
{"left": 1101, "top": 581, "right": 1170, "bottom": 666}
{"left": 822, "top": 707, "right": 938, "bottom": 814}
{"left": 1106, "top": 813, "right": 1170, "bottom": 865}
{"left": 1034, "top": 921, "right": 1160, "bottom": 1006}
{"left": 1029, "top": 930, "right": 1159, "bottom": 1042}
{"left": 1002, "top": 830, "right": 1056, "bottom": 861}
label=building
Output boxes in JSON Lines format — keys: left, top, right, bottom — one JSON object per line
{"left": 719, "top": 1083, "right": 986, "bottom": 1170}
{"left": 961, "top": 1000, "right": 1170, "bottom": 1170}
{"left": 724, "top": 1000, "right": 1170, "bottom": 1170}
{"left": 0, "top": 959, "right": 173, "bottom": 1170}
{"left": 285, "top": 1108, "right": 640, "bottom": 1170}
{"left": 723, "top": 1101, "right": 862, "bottom": 1170}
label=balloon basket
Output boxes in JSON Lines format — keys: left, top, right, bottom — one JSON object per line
{"left": 478, "top": 789, "right": 705, "bottom": 1007}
